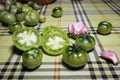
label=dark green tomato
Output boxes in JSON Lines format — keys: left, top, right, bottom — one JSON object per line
{"left": 0, "top": 11, "right": 9, "bottom": 22}
{"left": 3, "top": 12, "right": 16, "bottom": 25}
{"left": 97, "top": 21, "right": 112, "bottom": 35}
{"left": 76, "top": 35, "right": 96, "bottom": 51}
{"left": 23, "top": 48, "right": 43, "bottom": 69}
{"left": 16, "top": 12, "right": 26, "bottom": 22}
{"left": 27, "top": 1, "right": 34, "bottom": 8}
{"left": 12, "top": 28, "right": 41, "bottom": 51}
{"left": 63, "top": 45, "right": 88, "bottom": 68}
{"left": 9, "top": 22, "right": 22, "bottom": 33}
{"left": 25, "top": 10, "right": 39, "bottom": 26}
{"left": 52, "top": 7, "right": 63, "bottom": 18}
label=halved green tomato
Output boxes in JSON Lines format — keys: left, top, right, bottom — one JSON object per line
{"left": 42, "top": 33, "right": 70, "bottom": 55}
{"left": 12, "top": 28, "right": 41, "bottom": 51}
{"left": 42, "top": 25, "right": 67, "bottom": 37}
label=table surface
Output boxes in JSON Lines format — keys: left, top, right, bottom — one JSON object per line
{"left": 0, "top": 0, "right": 120, "bottom": 80}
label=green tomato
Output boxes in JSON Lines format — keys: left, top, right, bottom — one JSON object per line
{"left": 16, "top": 11, "right": 26, "bottom": 22}
{"left": 10, "top": 5, "right": 18, "bottom": 14}
{"left": 23, "top": 48, "right": 43, "bottom": 69}
{"left": 15, "top": 2, "right": 23, "bottom": 11}
{"left": 22, "top": 5, "right": 33, "bottom": 13}
{"left": 42, "top": 25, "right": 67, "bottom": 37}
{"left": 12, "top": 28, "right": 41, "bottom": 51}
{"left": 97, "top": 21, "right": 112, "bottom": 35}
{"left": 42, "top": 26, "right": 70, "bottom": 55}
{"left": 39, "top": 14, "right": 46, "bottom": 23}
{"left": 42, "top": 33, "right": 70, "bottom": 55}
{"left": 76, "top": 35, "right": 96, "bottom": 51}
{"left": 25, "top": 10, "right": 39, "bottom": 26}
{"left": 0, "top": 11, "right": 9, "bottom": 22}
{"left": 9, "top": 22, "right": 22, "bottom": 33}
{"left": 52, "top": 7, "right": 63, "bottom": 18}
{"left": 63, "top": 45, "right": 88, "bottom": 68}
{"left": 3, "top": 12, "right": 16, "bottom": 25}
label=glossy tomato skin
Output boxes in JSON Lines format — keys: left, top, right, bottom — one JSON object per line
{"left": 3, "top": 12, "right": 16, "bottom": 25}
{"left": 23, "top": 48, "right": 43, "bottom": 69}
{"left": 52, "top": 7, "right": 63, "bottom": 18}
{"left": 25, "top": 10, "right": 39, "bottom": 26}
{"left": 97, "top": 21, "right": 112, "bottom": 35}
{"left": 63, "top": 45, "right": 88, "bottom": 68}
{"left": 76, "top": 35, "right": 96, "bottom": 51}
{"left": 16, "top": 11, "right": 26, "bottom": 22}
{"left": 9, "top": 22, "right": 22, "bottom": 33}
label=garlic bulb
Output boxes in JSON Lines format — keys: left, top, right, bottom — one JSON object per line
{"left": 68, "top": 22, "right": 88, "bottom": 38}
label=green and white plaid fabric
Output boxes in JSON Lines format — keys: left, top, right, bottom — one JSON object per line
{"left": 0, "top": 0, "right": 120, "bottom": 80}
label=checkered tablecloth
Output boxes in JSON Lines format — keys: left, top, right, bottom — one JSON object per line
{"left": 0, "top": 0, "right": 120, "bottom": 80}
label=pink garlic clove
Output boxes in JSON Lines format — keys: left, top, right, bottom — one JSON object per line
{"left": 68, "top": 22, "right": 88, "bottom": 38}
{"left": 100, "top": 50, "right": 119, "bottom": 65}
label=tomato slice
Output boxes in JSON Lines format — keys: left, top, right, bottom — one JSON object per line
{"left": 42, "top": 33, "right": 70, "bottom": 55}
{"left": 42, "top": 26, "right": 70, "bottom": 55}
{"left": 12, "top": 28, "right": 41, "bottom": 51}
{"left": 42, "top": 25, "right": 67, "bottom": 37}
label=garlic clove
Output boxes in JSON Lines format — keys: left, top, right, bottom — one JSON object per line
{"left": 100, "top": 50, "right": 119, "bottom": 65}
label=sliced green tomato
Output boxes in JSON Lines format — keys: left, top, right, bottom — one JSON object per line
{"left": 42, "top": 34, "right": 70, "bottom": 55}
{"left": 42, "top": 25, "right": 67, "bottom": 37}
{"left": 12, "top": 28, "right": 41, "bottom": 51}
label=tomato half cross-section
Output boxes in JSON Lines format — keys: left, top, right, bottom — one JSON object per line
{"left": 22, "top": 48, "right": 43, "bottom": 69}
{"left": 12, "top": 28, "right": 41, "bottom": 51}
{"left": 42, "top": 26, "right": 70, "bottom": 55}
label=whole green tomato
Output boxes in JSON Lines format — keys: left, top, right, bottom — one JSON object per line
{"left": 22, "top": 5, "right": 33, "bottom": 13}
{"left": 23, "top": 48, "right": 43, "bottom": 69}
{"left": 0, "top": 11, "right": 9, "bottom": 22}
{"left": 16, "top": 11, "right": 26, "bottom": 22}
{"left": 52, "top": 7, "right": 63, "bottom": 18}
{"left": 76, "top": 35, "right": 96, "bottom": 51}
{"left": 3, "top": 12, "right": 16, "bottom": 25}
{"left": 25, "top": 10, "right": 39, "bottom": 26}
{"left": 63, "top": 45, "right": 88, "bottom": 68}
{"left": 10, "top": 5, "right": 18, "bottom": 14}
{"left": 9, "top": 22, "right": 22, "bottom": 33}
{"left": 97, "top": 21, "right": 112, "bottom": 35}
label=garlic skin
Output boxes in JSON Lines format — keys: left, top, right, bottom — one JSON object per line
{"left": 100, "top": 51, "right": 119, "bottom": 65}
{"left": 68, "top": 22, "right": 88, "bottom": 38}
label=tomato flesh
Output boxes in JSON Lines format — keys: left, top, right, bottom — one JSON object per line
{"left": 12, "top": 28, "right": 41, "bottom": 51}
